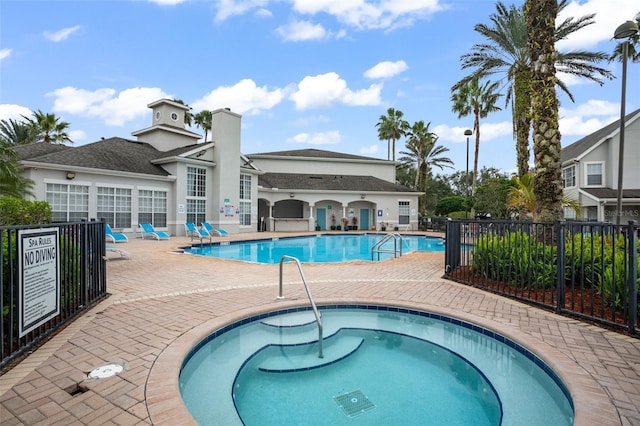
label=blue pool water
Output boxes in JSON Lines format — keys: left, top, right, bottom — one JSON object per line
{"left": 183, "top": 234, "right": 445, "bottom": 263}
{"left": 179, "top": 305, "right": 574, "bottom": 425}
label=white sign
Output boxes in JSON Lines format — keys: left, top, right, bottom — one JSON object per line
{"left": 18, "top": 228, "right": 60, "bottom": 337}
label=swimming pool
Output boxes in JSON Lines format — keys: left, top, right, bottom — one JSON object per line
{"left": 183, "top": 234, "right": 445, "bottom": 263}
{"left": 179, "top": 305, "right": 574, "bottom": 425}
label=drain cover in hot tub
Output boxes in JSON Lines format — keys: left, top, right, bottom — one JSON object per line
{"left": 334, "top": 389, "right": 375, "bottom": 417}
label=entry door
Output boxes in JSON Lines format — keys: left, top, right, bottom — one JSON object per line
{"left": 359, "top": 208, "right": 369, "bottom": 230}
{"left": 317, "top": 208, "right": 326, "bottom": 230}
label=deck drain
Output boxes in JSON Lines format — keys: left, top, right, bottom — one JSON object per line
{"left": 334, "top": 390, "right": 375, "bottom": 417}
{"left": 87, "top": 363, "right": 124, "bottom": 379}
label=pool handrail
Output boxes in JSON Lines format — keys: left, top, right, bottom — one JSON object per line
{"left": 277, "top": 255, "right": 323, "bottom": 358}
{"left": 371, "top": 233, "right": 403, "bottom": 261}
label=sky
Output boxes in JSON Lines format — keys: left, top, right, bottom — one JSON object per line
{"left": 0, "top": 0, "right": 638, "bottom": 176}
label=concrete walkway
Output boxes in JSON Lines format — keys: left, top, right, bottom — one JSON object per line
{"left": 1, "top": 232, "right": 639, "bottom": 425}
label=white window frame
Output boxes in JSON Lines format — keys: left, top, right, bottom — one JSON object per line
{"left": 187, "top": 166, "right": 207, "bottom": 225}
{"left": 398, "top": 200, "right": 410, "bottom": 225}
{"left": 138, "top": 189, "right": 167, "bottom": 228}
{"left": 239, "top": 174, "right": 252, "bottom": 226}
{"left": 45, "top": 183, "right": 89, "bottom": 222}
{"left": 584, "top": 162, "right": 604, "bottom": 187}
{"left": 97, "top": 186, "right": 132, "bottom": 229}
{"left": 562, "top": 165, "right": 576, "bottom": 188}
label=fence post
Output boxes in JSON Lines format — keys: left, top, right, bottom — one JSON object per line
{"left": 444, "top": 219, "right": 461, "bottom": 274}
{"left": 627, "top": 221, "right": 638, "bottom": 334}
{"left": 556, "top": 221, "right": 565, "bottom": 313}
{"left": 81, "top": 219, "right": 89, "bottom": 307}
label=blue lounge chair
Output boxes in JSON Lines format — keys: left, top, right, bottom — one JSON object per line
{"left": 105, "top": 224, "right": 128, "bottom": 243}
{"left": 185, "top": 222, "right": 212, "bottom": 243}
{"left": 139, "top": 223, "right": 170, "bottom": 240}
{"left": 201, "top": 221, "right": 228, "bottom": 236}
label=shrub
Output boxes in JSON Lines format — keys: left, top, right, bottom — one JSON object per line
{"left": 0, "top": 197, "right": 52, "bottom": 226}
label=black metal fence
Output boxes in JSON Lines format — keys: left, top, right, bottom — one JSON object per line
{"left": 1, "top": 220, "right": 108, "bottom": 369}
{"left": 445, "top": 219, "right": 639, "bottom": 336}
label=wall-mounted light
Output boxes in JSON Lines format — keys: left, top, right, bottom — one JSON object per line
{"left": 360, "top": 194, "right": 366, "bottom": 199}
{"left": 66, "top": 171, "right": 76, "bottom": 180}
{"left": 289, "top": 193, "right": 295, "bottom": 198}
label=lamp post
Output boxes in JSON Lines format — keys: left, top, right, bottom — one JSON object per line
{"left": 464, "top": 129, "right": 473, "bottom": 218}
{"left": 614, "top": 20, "right": 639, "bottom": 227}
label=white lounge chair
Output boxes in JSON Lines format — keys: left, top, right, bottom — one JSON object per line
{"left": 139, "top": 223, "right": 170, "bottom": 240}
{"left": 201, "top": 221, "right": 228, "bottom": 236}
{"left": 185, "top": 222, "right": 212, "bottom": 243}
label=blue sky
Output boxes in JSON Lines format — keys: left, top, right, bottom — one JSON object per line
{"left": 1, "top": 0, "right": 638, "bottom": 175}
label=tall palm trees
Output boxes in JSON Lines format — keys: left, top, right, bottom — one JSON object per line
{"left": 451, "top": 78, "right": 501, "bottom": 196}
{"left": 376, "top": 108, "right": 408, "bottom": 161}
{"left": 453, "top": 0, "right": 613, "bottom": 177}
{"left": 193, "top": 110, "right": 213, "bottom": 143}
{"left": 0, "top": 119, "right": 35, "bottom": 146}
{"left": 22, "top": 110, "right": 72, "bottom": 144}
{"left": 526, "top": 0, "right": 563, "bottom": 222}
{"left": 398, "top": 121, "right": 453, "bottom": 215}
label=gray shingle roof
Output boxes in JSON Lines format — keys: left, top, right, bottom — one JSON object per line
{"left": 582, "top": 188, "right": 640, "bottom": 199}
{"left": 259, "top": 173, "right": 416, "bottom": 192}
{"left": 248, "top": 148, "right": 385, "bottom": 162}
{"left": 18, "top": 137, "right": 170, "bottom": 176}
{"left": 561, "top": 107, "right": 640, "bottom": 162}
{"left": 13, "top": 143, "right": 71, "bottom": 161}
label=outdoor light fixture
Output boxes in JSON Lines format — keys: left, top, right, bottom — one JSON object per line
{"left": 289, "top": 193, "right": 294, "bottom": 198}
{"left": 464, "top": 129, "right": 473, "bottom": 219}
{"left": 361, "top": 194, "right": 366, "bottom": 199}
{"left": 613, "top": 20, "right": 639, "bottom": 227}
{"left": 66, "top": 171, "right": 76, "bottom": 180}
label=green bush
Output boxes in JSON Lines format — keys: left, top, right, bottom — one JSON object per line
{"left": 0, "top": 196, "right": 52, "bottom": 226}
{"left": 565, "top": 232, "right": 639, "bottom": 310}
{"left": 472, "top": 231, "right": 557, "bottom": 288}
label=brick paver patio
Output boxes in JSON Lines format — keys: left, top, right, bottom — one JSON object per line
{"left": 1, "top": 232, "right": 639, "bottom": 425}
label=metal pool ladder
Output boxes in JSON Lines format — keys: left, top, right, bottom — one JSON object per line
{"left": 371, "top": 233, "right": 403, "bottom": 261}
{"left": 277, "top": 255, "right": 323, "bottom": 358}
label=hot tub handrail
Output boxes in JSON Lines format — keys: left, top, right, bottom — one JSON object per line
{"left": 277, "top": 255, "right": 323, "bottom": 358}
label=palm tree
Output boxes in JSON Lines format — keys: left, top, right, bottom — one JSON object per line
{"left": 22, "top": 110, "right": 72, "bottom": 144}
{"left": 451, "top": 78, "right": 502, "bottom": 196}
{"left": 453, "top": 0, "right": 614, "bottom": 177}
{"left": 399, "top": 121, "right": 453, "bottom": 215}
{"left": 526, "top": 0, "right": 563, "bottom": 222}
{"left": 507, "top": 172, "right": 580, "bottom": 219}
{"left": 0, "top": 141, "right": 34, "bottom": 197}
{"left": 0, "top": 118, "right": 35, "bottom": 145}
{"left": 609, "top": 13, "right": 640, "bottom": 63}
{"left": 376, "top": 108, "right": 408, "bottom": 161}
{"left": 193, "top": 110, "right": 213, "bottom": 143}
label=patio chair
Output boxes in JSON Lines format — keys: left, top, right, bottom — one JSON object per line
{"left": 105, "top": 224, "right": 128, "bottom": 243}
{"left": 139, "top": 223, "right": 170, "bottom": 240}
{"left": 105, "top": 245, "right": 130, "bottom": 259}
{"left": 201, "top": 221, "right": 229, "bottom": 236}
{"left": 185, "top": 222, "right": 212, "bottom": 243}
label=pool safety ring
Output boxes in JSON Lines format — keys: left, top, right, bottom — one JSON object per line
{"left": 88, "top": 363, "right": 124, "bottom": 379}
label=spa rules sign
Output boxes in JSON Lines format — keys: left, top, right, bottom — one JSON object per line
{"left": 18, "top": 228, "right": 60, "bottom": 337}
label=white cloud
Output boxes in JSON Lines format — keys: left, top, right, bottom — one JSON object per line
{"left": 289, "top": 72, "right": 382, "bottom": 110}
{"left": 68, "top": 129, "right": 87, "bottom": 142}
{"left": 291, "top": 0, "right": 445, "bottom": 30}
{"left": 556, "top": 0, "right": 638, "bottom": 50}
{"left": 287, "top": 130, "right": 342, "bottom": 145}
{"left": 359, "top": 144, "right": 379, "bottom": 155}
{"left": 364, "top": 60, "right": 408, "bottom": 79}
{"left": 0, "top": 104, "right": 32, "bottom": 121}
{"left": 558, "top": 99, "right": 620, "bottom": 136}
{"left": 276, "top": 20, "right": 329, "bottom": 41}
{"left": 43, "top": 25, "right": 81, "bottom": 42}
{"left": 192, "top": 79, "right": 286, "bottom": 114}
{"left": 47, "top": 86, "right": 171, "bottom": 126}
{"left": 147, "top": 0, "right": 188, "bottom": 5}
{"left": 291, "top": 114, "right": 330, "bottom": 126}
{"left": 215, "top": 0, "right": 270, "bottom": 22}
{"left": 434, "top": 122, "right": 512, "bottom": 143}
{"left": 0, "top": 48, "right": 12, "bottom": 63}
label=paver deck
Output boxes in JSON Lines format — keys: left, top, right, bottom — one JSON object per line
{"left": 1, "top": 232, "right": 639, "bottom": 425}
